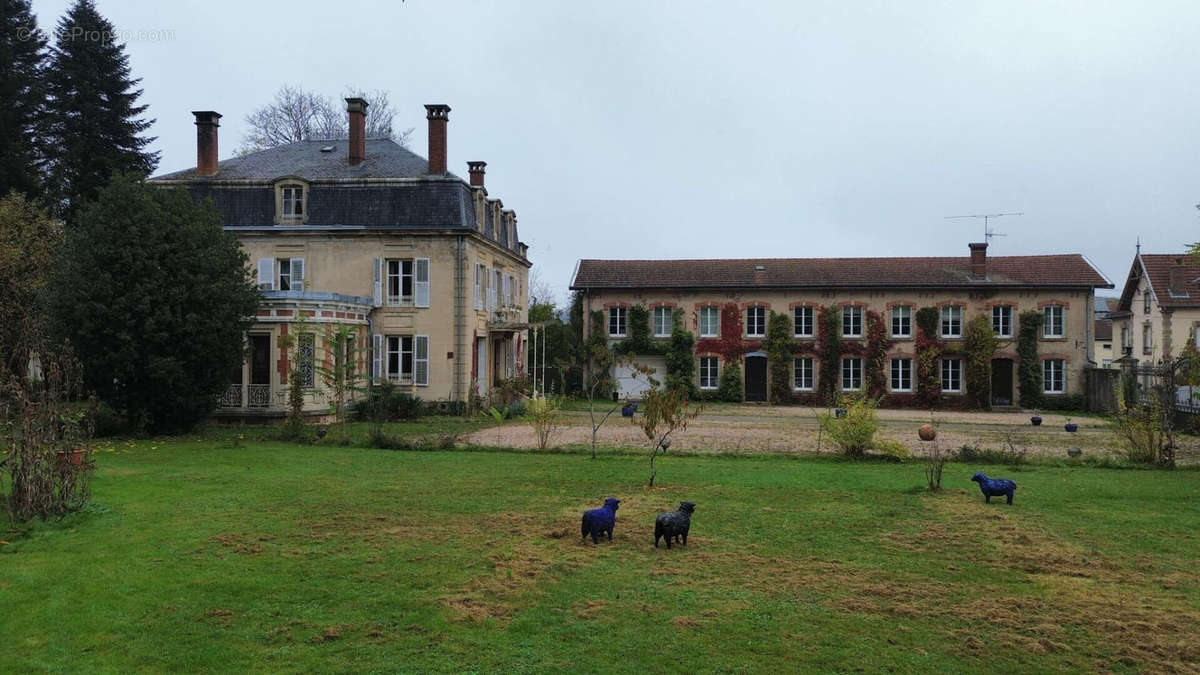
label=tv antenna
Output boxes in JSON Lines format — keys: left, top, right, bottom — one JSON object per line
{"left": 944, "top": 212, "right": 1022, "bottom": 243}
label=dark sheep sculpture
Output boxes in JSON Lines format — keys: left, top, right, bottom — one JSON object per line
{"left": 581, "top": 497, "right": 620, "bottom": 544}
{"left": 654, "top": 501, "right": 696, "bottom": 549}
{"left": 971, "top": 472, "right": 1017, "bottom": 505}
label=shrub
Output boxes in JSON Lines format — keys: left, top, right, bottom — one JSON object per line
{"left": 91, "top": 399, "right": 126, "bottom": 437}
{"left": 525, "top": 396, "right": 561, "bottom": 450}
{"left": 506, "top": 399, "right": 527, "bottom": 419}
{"left": 1111, "top": 378, "right": 1171, "bottom": 465}
{"left": 717, "top": 362, "right": 743, "bottom": 402}
{"left": 353, "top": 382, "right": 423, "bottom": 422}
{"left": 818, "top": 394, "right": 879, "bottom": 458}
{"left": 871, "top": 438, "right": 911, "bottom": 460}
{"left": 956, "top": 443, "right": 1028, "bottom": 466}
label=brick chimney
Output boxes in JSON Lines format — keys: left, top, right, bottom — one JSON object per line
{"left": 425, "top": 104, "right": 451, "bottom": 174}
{"left": 969, "top": 242, "right": 988, "bottom": 278}
{"left": 346, "top": 97, "right": 368, "bottom": 166}
{"left": 192, "top": 111, "right": 221, "bottom": 176}
{"left": 468, "top": 161, "right": 486, "bottom": 187}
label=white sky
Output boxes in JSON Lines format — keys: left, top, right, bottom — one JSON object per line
{"left": 32, "top": 0, "right": 1200, "bottom": 304}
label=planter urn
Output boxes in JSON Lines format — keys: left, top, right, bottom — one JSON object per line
{"left": 57, "top": 447, "right": 86, "bottom": 466}
{"left": 1030, "top": 416, "right": 1042, "bottom": 426}
{"left": 1064, "top": 423, "right": 1078, "bottom": 433}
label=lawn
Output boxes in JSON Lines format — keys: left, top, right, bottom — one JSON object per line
{"left": 3, "top": 430, "right": 1200, "bottom": 672}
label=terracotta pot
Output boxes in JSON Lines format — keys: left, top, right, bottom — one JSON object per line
{"left": 57, "top": 448, "right": 86, "bottom": 466}
{"left": 918, "top": 424, "right": 937, "bottom": 441}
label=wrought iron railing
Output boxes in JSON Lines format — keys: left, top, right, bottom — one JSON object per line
{"left": 220, "top": 384, "right": 243, "bottom": 408}
{"left": 247, "top": 384, "right": 271, "bottom": 408}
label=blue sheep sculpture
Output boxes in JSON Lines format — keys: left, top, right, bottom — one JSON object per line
{"left": 581, "top": 497, "right": 620, "bottom": 544}
{"left": 971, "top": 472, "right": 1017, "bottom": 505}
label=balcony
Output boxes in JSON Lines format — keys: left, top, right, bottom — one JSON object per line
{"left": 220, "top": 384, "right": 272, "bottom": 409}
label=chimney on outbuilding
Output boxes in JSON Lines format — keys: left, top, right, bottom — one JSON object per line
{"left": 192, "top": 111, "right": 221, "bottom": 176}
{"left": 969, "top": 242, "right": 988, "bottom": 278}
{"left": 468, "top": 161, "right": 486, "bottom": 187}
{"left": 346, "top": 97, "right": 368, "bottom": 166}
{"left": 425, "top": 104, "right": 451, "bottom": 174}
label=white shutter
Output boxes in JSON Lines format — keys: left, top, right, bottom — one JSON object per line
{"left": 372, "top": 257, "right": 383, "bottom": 307}
{"left": 474, "top": 265, "right": 483, "bottom": 310}
{"left": 415, "top": 258, "right": 430, "bottom": 308}
{"left": 290, "top": 258, "right": 305, "bottom": 292}
{"left": 372, "top": 334, "right": 383, "bottom": 381}
{"left": 414, "top": 335, "right": 429, "bottom": 386}
{"left": 502, "top": 275, "right": 510, "bottom": 308}
{"left": 257, "top": 258, "right": 274, "bottom": 291}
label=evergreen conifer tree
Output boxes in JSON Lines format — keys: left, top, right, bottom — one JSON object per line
{"left": 0, "top": 0, "right": 48, "bottom": 200}
{"left": 45, "top": 0, "right": 158, "bottom": 218}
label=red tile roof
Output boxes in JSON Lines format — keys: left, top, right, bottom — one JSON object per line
{"left": 572, "top": 254, "right": 1112, "bottom": 290}
{"left": 1117, "top": 253, "right": 1200, "bottom": 311}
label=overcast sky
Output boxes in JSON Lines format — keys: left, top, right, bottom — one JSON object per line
{"left": 32, "top": 0, "right": 1200, "bottom": 304}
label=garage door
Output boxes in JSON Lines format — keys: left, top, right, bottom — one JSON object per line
{"left": 613, "top": 356, "right": 665, "bottom": 400}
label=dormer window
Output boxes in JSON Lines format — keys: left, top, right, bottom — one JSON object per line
{"left": 275, "top": 180, "right": 308, "bottom": 224}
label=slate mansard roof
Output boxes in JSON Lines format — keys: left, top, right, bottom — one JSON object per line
{"left": 571, "top": 255, "right": 1113, "bottom": 290}
{"left": 149, "top": 139, "right": 516, "bottom": 242}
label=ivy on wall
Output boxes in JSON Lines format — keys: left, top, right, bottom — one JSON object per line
{"left": 963, "top": 314, "right": 998, "bottom": 409}
{"left": 817, "top": 305, "right": 841, "bottom": 403}
{"left": 914, "top": 306, "right": 942, "bottom": 407}
{"left": 604, "top": 305, "right": 697, "bottom": 395}
{"left": 1017, "top": 310, "right": 1044, "bottom": 409}
{"left": 765, "top": 311, "right": 794, "bottom": 404}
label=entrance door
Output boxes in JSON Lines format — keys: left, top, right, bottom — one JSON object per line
{"left": 991, "top": 358, "right": 1013, "bottom": 406}
{"left": 744, "top": 355, "right": 767, "bottom": 402}
{"left": 248, "top": 334, "right": 271, "bottom": 408}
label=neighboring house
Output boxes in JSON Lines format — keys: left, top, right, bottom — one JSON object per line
{"left": 571, "top": 244, "right": 1112, "bottom": 406}
{"left": 150, "top": 100, "right": 530, "bottom": 417}
{"left": 1093, "top": 296, "right": 1118, "bottom": 368}
{"left": 1111, "top": 251, "right": 1200, "bottom": 365}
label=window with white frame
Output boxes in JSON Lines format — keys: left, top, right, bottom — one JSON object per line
{"left": 746, "top": 306, "right": 766, "bottom": 337}
{"left": 386, "top": 259, "right": 414, "bottom": 305}
{"left": 492, "top": 270, "right": 502, "bottom": 311}
{"left": 608, "top": 307, "right": 627, "bottom": 337}
{"left": 653, "top": 307, "right": 673, "bottom": 337}
{"left": 793, "top": 357, "right": 814, "bottom": 391}
{"left": 1143, "top": 323, "right": 1153, "bottom": 354}
{"left": 890, "top": 358, "right": 912, "bottom": 392}
{"left": 992, "top": 305, "right": 1013, "bottom": 337}
{"left": 940, "top": 306, "right": 962, "bottom": 338}
{"left": 505, "top": 274, "right": 515, "bottom": 307}
{"left": 385, "top": 335, "right": 429, "bottom": 385}
{"left": 699, "top": 306, "right": 719, "bottom": 337}
{"left": 297, "top": 333, "right": 315, "bottom": 387}
{"left": 277, "top": 182, "right": 306, "bottom": 224}
{"left": 842, "top": 306, "right": 863, "bottom": 338}
{"left": 793, "top": 306, "right": 814, "bottom": 337}
{"left": 1043, "top": 305, "right": 1064, "bottom": 338}
{"left": 1043, "top": 359, "right": 1065, "bottom": 393}
{"left": 1144, "top": 290, "right": 1151, "bottom": 314}
{"left": 474, "top": 264, "right": 485, "bottom": 310}
{"left": 841, "top": 357, "right": 862, "bottom": 391}
{"left": 890, "top": 306, "right": 911, "bottom": 338}
{"left": 1121, "top": 325, "right": 1130, "bottom": 349}
{"left": 699, "top": 356, "right": 718, "bottom": 389}
{"left": 941, "top": 358, "right": 962, "bottom": 392}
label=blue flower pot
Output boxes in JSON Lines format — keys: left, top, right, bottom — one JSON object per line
{"left": 1064, "top": 423, "right": 1078, "bottom": 433}
{"left": 1031, "top": 416, "right": 1042, "bottom": 426}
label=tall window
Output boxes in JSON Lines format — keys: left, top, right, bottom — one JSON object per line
{"left": 842, "top": 306, "right": 863, "bottom": 338}
{"left": 992, "top": 305, "right": 1013, "bottom": 337}
{"left": 278, "top": 259, "right": 292, "bottom": 291}
{"left": 298, "top": 333, "right": 315, "bottom": 387}
{"left": 1143, "top": 324, "right": 1153, "bottom": 354}
{"left": 746, "top": 306, "right": 766, "bottom": 337}
{"left": 891, "top": 358, "right": 912, "bottom": 392}
{"left": 940, "top": 306, "right": 962, "bottom": 338}
{"left": 1043, "top": 305, "right": 1064, "bottom": 338}
{"left": 793, "top": 306, "right": 814, "bottom": 337}
{"left": 608, "top": 307, "right": 627, "bottom": 337}
{"left": 492, "top": 270, "right": 503, "bottom": 310}
{"left": 793, "top": 357, "right": 814, "bottom": 391}
{"left": 653, "top": 307, "right": 674, "bottom": 337}
{"left": 699, "top": 356, "right": 718, "bottom": 389}
{"left": 387, "top": 259, "right": 414, "bottom": 306}
{"left": 941, "top": 358, "right": 962, "bottom": 392}
{"left": 279, "top": 183, "right": 306, "bottom": 223}
{"left": 891, "top": 306, "right": 911, "bottom": 338}
{"left": 1043, "top": 359, "right": 1065, "bottom": 393}
{"left": 386, "top": 335, "right": 430, "bottom": 385}
{"left": 699, "top": 306, "right": 719, "bottom": 337}
{"left": 1121, "top": 326, "right": 1130, "bottom": 349}
{"left": 841, "top": 357, "right": 862, "bottom": 391}
{"left": 474, "top": 264, "right": 485, "bottom": 310}
{"left": 1144, "top": 290, "right": 1151, "bottom": 314}
{"left": 343, "top": 333, "right": 356, "bottom": 377}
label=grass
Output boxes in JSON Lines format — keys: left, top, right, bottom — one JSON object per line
{"left": 3, "top": 433, "right": 1200, "bottom": 672}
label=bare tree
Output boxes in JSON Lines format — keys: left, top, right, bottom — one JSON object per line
{"left": 238, "top": 85, "right": 413, "bottom": 155}
{"left": 528, "top": 268, "right": 558, "bottom": 308}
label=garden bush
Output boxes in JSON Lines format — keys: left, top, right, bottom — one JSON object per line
{"left": 818, "top": 394, "right": 880, "bottom": 458}
{"left": 354, "top": 382, "right": 423, "bottom": 422}
{"left": 717, "top": 362, "right": 743, "bottom": 402}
